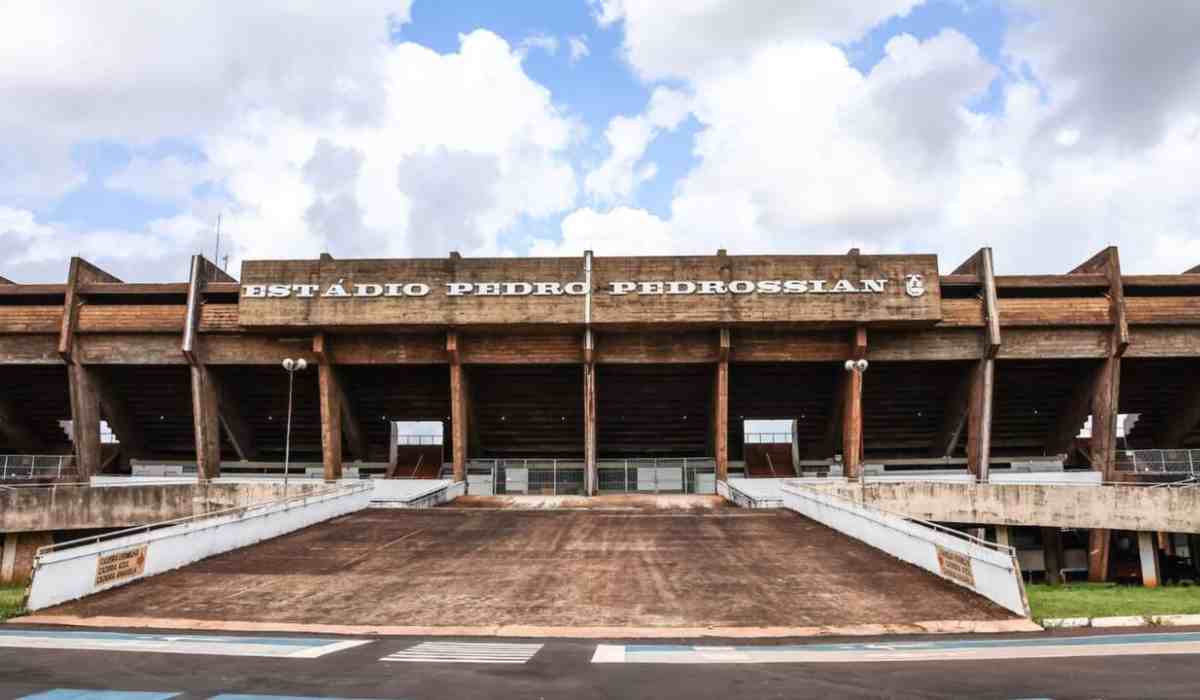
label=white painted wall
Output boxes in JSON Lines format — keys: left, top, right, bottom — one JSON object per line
{"left": 26, "top": 484, "right": 372, "bottom": 611}
{"left": 780, "top": 481, "right": 1029, "bottom": 617}
{"left": 988, "top": 471, "right": 1102, "bottom": 485}
{"left": 371, "top": 479, "right": 464, "bottom": 507}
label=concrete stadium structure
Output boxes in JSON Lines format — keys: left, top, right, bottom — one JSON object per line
{"left": 3, "top": 247, "right": 1200, "bottom": 590}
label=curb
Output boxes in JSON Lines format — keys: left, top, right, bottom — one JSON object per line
{"left": 8, "top": 615, "right": 1043, "bottom": 639}
{"left": 1041, "top": 614, "right": 1200, "bottom": 629}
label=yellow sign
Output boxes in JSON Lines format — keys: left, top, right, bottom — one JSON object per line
{"left": 94, "top": 545, "right": 148, "bottom": 586}
{"left": 936, "top": 546, "right": 976, "bottom": 588}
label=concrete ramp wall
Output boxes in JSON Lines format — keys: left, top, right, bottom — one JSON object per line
{"left": 781, "top": 481, "right": 1029, "bottom": 617}
{"left": 26, "top": 483, "right": 372, "bottom": 611}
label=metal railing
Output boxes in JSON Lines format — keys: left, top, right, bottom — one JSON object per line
{"left": 464, "top": 457, "right": 718, "bottom": 495}
{"left": 744, "top": 432, "right": 793, "bottom": 444}
{"left": 1114, "top": 449, "right": 1200, "bottom": 476}
{"left": 395, "top": 435, "right": 443, "bottom": 446}
{"left": 0, "top": 454, "right": 75, "bottom": 480}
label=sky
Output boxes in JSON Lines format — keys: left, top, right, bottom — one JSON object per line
{"left": 2, "top": 0, "right": 1199, "bottom": 283}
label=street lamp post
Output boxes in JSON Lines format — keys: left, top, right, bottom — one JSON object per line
{"left": 282, "top": 358, "right": 308, "bottom": 490}
{"left": 843, "top": 358, "right": 869, "bottom": 491}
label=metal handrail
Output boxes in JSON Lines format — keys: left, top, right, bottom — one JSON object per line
{"left": 1, "top": 454, "right": 75, "bottom": 480}
{"left": 36, "top": 481, "right": 371, "bottom": 557}
{"left": 785, "top": 481, "right": 1017, "bottom": 557}
{"left": 745, "top": 432, "right": 793, "bottom": 444}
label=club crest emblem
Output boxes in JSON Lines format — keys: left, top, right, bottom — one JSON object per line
{"left": 905, "top": 273, "right": 926, "bottom": 298}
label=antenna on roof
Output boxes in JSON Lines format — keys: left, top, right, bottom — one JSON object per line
{"left": 213, "top": 214, "right": 222, "bottom": 266}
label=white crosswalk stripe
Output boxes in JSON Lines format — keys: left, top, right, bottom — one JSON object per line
{"left": 381, "top": 642, "right": 543, "bottom": 664}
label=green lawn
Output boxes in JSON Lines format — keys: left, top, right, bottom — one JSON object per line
{"left": 1028, "top": 583, "right": 1200, "bottom": 621}
{"left": 0, "top": 584, "right": 26, "bottom": 622}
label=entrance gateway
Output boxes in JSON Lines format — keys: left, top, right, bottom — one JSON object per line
{"left": 234, "top": 251, "right": 941, "bottom": 494}
{"left": 3, "top": 246, "right": 1197, "bottom": 510}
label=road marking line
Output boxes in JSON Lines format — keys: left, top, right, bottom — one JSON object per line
{"left": 17, "top": 691, "right": 180, "bottom": 700}
{"left": 0, "top": 630, "right": 370, "bottom": 659}
{"left": 598, "top": 633, "right": 1200, "bottom": 664}
{"left": 381, "top": 641, "right": 542, "bottom": 664}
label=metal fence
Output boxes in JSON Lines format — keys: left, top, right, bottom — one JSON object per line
{"left": 744, "top": 432, "right": 793, "bottom": 444}
{"left": 464, "top": 457, "right": 718, "bottom": 495}
{"left": 0, "top": 454, "right": 75, "bottom": 480}
{"left": 1114, "top": 449, "right": 1200, "bottom": 476}
{"left": 396, "top": 434, "right": 442, "bottom": 446}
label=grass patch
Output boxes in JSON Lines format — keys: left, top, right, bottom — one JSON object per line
{"left": 1028, "top": 583, "right": 1200, "bottom": 621}
{"left": 0, "top": 584, "right": 27, "bottom": 622}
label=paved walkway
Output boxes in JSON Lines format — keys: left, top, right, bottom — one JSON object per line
{"left": 39, "top": 508, "right": 1011, "bottom": 630}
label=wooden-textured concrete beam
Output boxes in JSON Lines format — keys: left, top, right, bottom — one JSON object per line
{"left": 59, "top": 258, "right": 121, "bottom": 364}
{"left": 953, "top": 247, "right": 1001, "bottom": 357}
{"left": 1072, "top": 247, "right": 1128, "bottom": 356}
{"left": 842, "top": 327, "right": 867, "bottom": 478}
{"left": 190, "top": 364, "right": 221, "bottom": 480}
{"left": 448, "top": 331, "right": 468, "bottom": 482}
{"left": 583, "top": 331, "right": 597, "bottom": 494}
{"left": 966, "top": 358, "right": 995, "bottom": 481}
{"left": 713, "top": 328, "right": 730, "bottom": 482}
{"left": 67, "top": 364, "right": 101, "bottom": 478}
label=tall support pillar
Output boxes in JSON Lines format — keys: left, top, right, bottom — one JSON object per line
{"left": 583, "top": 330, "right": 597, "bottom": 495}
{"left": 842, "top": 327, "right": 867, "bottom": 479}
{"left": 1138, "top": 531, "right": 1161, "bottom": 588}
{"left": 713, "top": 328, "right": 730, "bottom": 482}
{"left": 315, "top": 334, "right": 343, "bottom": 482}
{"left": 1042, "top": 528, "right": 1064, "bottom": 585}
{"left": 67, "top": 363, "right": 101, "bottom": 478}
{"left": 190, "top": 365, "right": 222, "bottom": 480}
{"left": 60, "top": 257, "right": 121, "bottom": 479}
{"left": 994, "top": 525, "right": 1011, "bottom": 549}
{"left": 448, "top": 332, "right": 468, "bottom": 483}
{"left": 966, "top": 359, "right": 995, "bottom": 481}
{"left": 183, "top": 255, "right": 237, "bottom": 481}
{"left": 1088, "top": 529, "right": 1112, "bottom": 583}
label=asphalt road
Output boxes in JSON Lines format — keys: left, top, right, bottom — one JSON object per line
{"left": 2, "top": 626, "right": 1200, "bottom": 699}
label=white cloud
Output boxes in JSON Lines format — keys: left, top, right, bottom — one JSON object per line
{"left": 568, "top": 35, "right": 591, "bottom": 63}
{"left": 563, "top": 2, "right": 1200, "bottom": 273}
{"left": 531, "top": 206, "right": 675, "bottom": 256}
{"left": 584, "top": 87, "right": 690, "bottom": 203}
{"left": 518, "top": 33, "right": 559, "bottom": 57}
{"left": 0, "top": 1, "right": 413, "bottom": 206}
{"left": 593, "top": 0, "right": 922, "bottom": 81}
{"left": 3, "top": 15, "right": 579, "bottom": 280}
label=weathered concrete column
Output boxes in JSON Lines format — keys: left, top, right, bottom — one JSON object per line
{"left": 994, "top": 525, "right": 1011, "bottom": 549}
{"left": 448, "top": 332, "right": 468, "bottom": 483}
{"left": 966, "top": 359, "right": 994, "bottom": 481}
{"left": 713, "top": 328, "right": 730, "bottom": 482}
{"left": 1, "top": 531, "right": 53, "bottom": 584}
{"left": 1138, "top": 531, "right": 1161, "bottom": 588}
{"left": 842, "top": 327, "right": 867, "bottom": 479}
{"left": 583, "top": 331, "right": 597, "bottom": 495}
{"left": 1088, "top": 529, "right": 1111, "bottom": 583}
{"left": 67, "top": 363, "right": 102, "bottom": 479}
{"left": 190, "top": 364, "right": 222, "bottom": 481}
{"left": 1042, "top": 527, "right": 1064, "bottom": 584}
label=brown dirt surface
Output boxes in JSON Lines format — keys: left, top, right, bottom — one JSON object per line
{"left": 46, "top": 509, "right": 1015, "bottom": 628}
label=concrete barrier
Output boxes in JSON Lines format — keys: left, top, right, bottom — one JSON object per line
{"left": 2, "top": 480, "right": 327, "bottom": 533}
{"left": 781, "top": 481, "right": 1029, "bottom": 617}
{"left": 818, "top": 481, "right": 1200, "bottom": 533}
{"left": 371, "top": 479, "right": 465, "bottom": 507}
{"left": 26, "top": 483, "right": 372, "bottom": 611}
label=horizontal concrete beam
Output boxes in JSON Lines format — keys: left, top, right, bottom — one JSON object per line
{"left": 820, "top": 481, "right": 1200, "bottom": 533}
{"left": 0, "top": 481, "right": 325, "bottom": 533}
